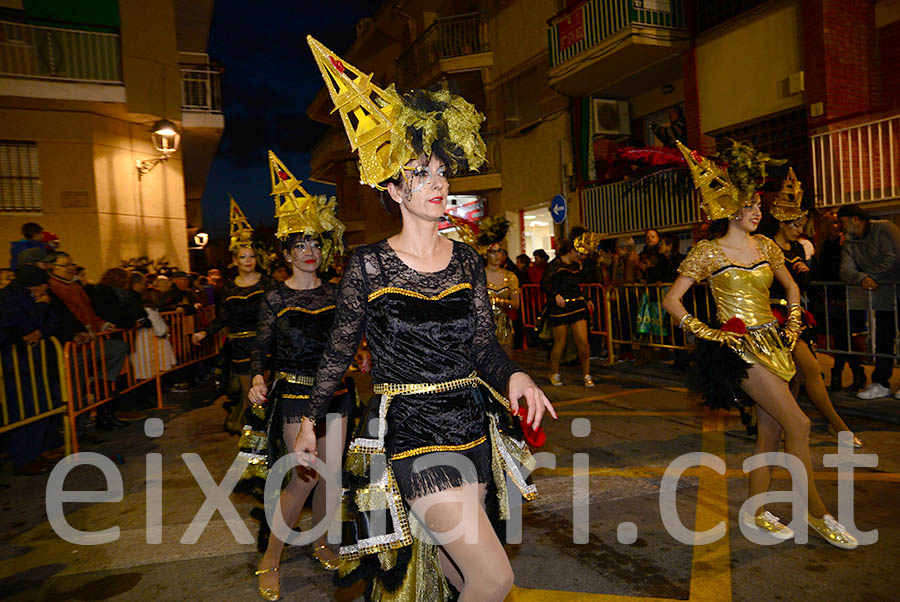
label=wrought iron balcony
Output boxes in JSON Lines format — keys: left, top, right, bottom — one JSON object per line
{"left": 396, "top": 13, "right": 490, "bottom": 90}
{"left": 180, "top": 66, "right": 222, "bottom": 113}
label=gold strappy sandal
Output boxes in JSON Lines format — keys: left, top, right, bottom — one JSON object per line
{"left": 313, "top": 544, "right": 339, "bottom": 571}
{"left": 254, "top": 565, "right": 280, "bottom": 601}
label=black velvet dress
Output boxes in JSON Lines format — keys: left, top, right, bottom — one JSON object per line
{"left": 541, "top": 257, "right": 589, "bottom": 326}
{"left": 204, "top": 274, "right": 271, "bottom": 374}
{"left": 307, "top": 239, "right": 521, "bottom": 500}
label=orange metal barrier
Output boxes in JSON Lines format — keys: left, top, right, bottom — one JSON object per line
{"left": 64, "top": 306, "right": 222, "bottom": 452}
{"left": 519, "top": 284, "right": 546, "bottom": 330}
{"left": 520, "top": 283, "right": 615, "bottom": 361}
{"left": 0, "top": 337, "right": 72, "bottom": 456}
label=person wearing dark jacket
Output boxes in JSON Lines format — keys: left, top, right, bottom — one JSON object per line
{"left": 0, "top": 266, "right": 85, "bottom": 473}
{"left": 88, "top": 267, "right": 147, "bottom": 329}
{"left": 159, "top": 270, "right": 199, "bottom": 314}
{"left": 838, "top": 205, "right": 900, "bottom": 399}
{"left": 9, "top": 222, "right": 45, "bottom": 270}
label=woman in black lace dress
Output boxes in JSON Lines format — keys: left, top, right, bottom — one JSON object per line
{"left": 247, "top": 152, "right": 360, "bottom": 601}
{"left": 305, "top": 36, "right": 556, "bottom": 602}
{"left": 541, "top": 228, "right": 600, "bottom": 387}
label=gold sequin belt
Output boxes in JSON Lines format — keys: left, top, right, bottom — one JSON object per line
{"left": 275, "top": 371, "right": 315, "bottom": 386}
{"left": 228, "top": 330, "right": 256, "bottom": 339}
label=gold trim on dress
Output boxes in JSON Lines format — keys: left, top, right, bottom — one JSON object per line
{"left": 226, "top": 290, "right": 265, "bottom": 302}
{"left": 390, "top": 435, "right": 487, "bottom": 460}
{"left": 282, "top": 393, "right": 311, "bottom": 400}
{"left": 367, "top": 283, "right": 472, "bottom": 303}
{"left": 275, "top": 371, "right": 315, "bottom": 386}
{"left": 276, "top": 305, "right": 335, "bottom": 317}
{"left": 228, "top": 330, "right": 257, "bottom": 339}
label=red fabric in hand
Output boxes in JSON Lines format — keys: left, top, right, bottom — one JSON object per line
{"left": 515, "top": 406, "right": 547, "bottom": 447}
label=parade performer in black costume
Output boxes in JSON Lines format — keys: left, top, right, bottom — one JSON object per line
{"left": 303, "top": 36, "right": 556, "bottom": 601}
{"left": 663, "top": 141, "right": 857, "bottom": 550}
{"left": 192, "top": 197, "right": 271, "bottom": 433}
{"left": 248, "top": 151, "right": 361, "bottom": 600}
{"left": 541, "top": 228, "right": 602, "bottom": 387}
{"left": 766, "top": 169, "right": 861, "bottom": 448}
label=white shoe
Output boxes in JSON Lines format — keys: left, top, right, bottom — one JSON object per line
{"left": 894, "top": 389, "right": 900, "bottom": 400}
{"left": 740, "top": 510, "right": 794, "bottom": 540}
{"left": 583, "top": 374, "right": 594, "bottom": 388}
{"left": 857, "top": 383, "right": 891, "bottom": 399}
{"left": 549, "top": 373, "right": 563, "bottom": 386}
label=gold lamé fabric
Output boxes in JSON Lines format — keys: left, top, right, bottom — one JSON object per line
{"left": 679, "top": 236, "right": 795, "bottom": 382}
{"left": 487, "top": 272, "right": 518, "bottom": 347}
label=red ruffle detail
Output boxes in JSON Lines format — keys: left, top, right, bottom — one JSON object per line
{"left": 515, "top": 407, "right": 547, "bottom": 448}
{"left": 720, "top": 317, "right": 748, "bottom": 334}
{"left": 771, "top": 307, "right": 786, "bottom": 325}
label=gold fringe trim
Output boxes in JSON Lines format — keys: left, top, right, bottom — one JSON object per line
{"left": 282, "top": 393, "right": 310, "bottom": 400}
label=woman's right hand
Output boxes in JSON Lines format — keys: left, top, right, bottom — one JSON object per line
{"left": 248, "top": 376, "right": 268, "bottom": 404}
{"left": 293, "top": 420, "right": 318, "bottom": 467}
{"left": 555, "top": 294, "right": 566, "bottom": 308}
{"left": 191, "top": 331, "right": 207, "bottom": 346}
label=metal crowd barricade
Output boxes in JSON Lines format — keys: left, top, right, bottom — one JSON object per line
{"left": 0, "top": 337, "right": 72, "bottom": 456}
{"left": 805, "top": 280, "right": 900, "bottom": 364}
{"left": 519, "top": 284, "right": 546, "bottom": 330}
{"left": 64, "top": 306, "right": 222, "bottom": 452}
{"left": 606, "top": 282, "right": 712, "bottom": 352}
{"left": 519, "top": 283, "right": 615, "bottom": 360}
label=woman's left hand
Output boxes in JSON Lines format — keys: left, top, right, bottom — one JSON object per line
{"left": 508, "top": 372, "right": 557, "bottom": 430}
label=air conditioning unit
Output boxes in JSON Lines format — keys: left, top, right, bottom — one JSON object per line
{"left": 591, "top": 99, "right": 630, "bottom": 136}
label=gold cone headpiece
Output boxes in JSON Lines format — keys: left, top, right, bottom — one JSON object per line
{"left": 675, "top": 141, "right": 747, "bottom": 220}
{"left": 444, "top": 213, "right": 480, "bottom": 249}
{"left": 573, "top": 231, "right": 603, "bottom": 255}
{"left": 228, "top": 195, "right": 253, "bottom": 252}
{"left": 269, "top": 150, "right": 345, "bottom": 269}
{"left": 770, "top": 167, "right": 807, "bottom": 222}
{"left": 308, "top": 35, "right": 487, "bottom": 190}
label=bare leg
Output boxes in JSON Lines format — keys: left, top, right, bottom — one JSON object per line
{"left": 740, "top": 364, "right": 828, "bottom": 518}
{"left": 549, "top": 324, "right": 568, "bottom": 375}
{"left": 793, "top": 341, "right": 852, "bottom": 433}
{"left": 570, "top": 319, "right": 591, "bottom": 376}
{"left": 746, "top": 404, "right": 782, "bottom": 515}
{"left": 257, "top": 421, "right": 321, "bottom": 590}
{"left": 311, "top": 415, "right": 348, "bottom": 563}
{"left": 408, "top": 483, "right": 513, "bottom": 601}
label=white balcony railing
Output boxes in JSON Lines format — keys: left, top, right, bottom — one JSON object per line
{"left": 0, "top": 20, "right": 121, "bottom": 83}
{"left": 180, "top": 67, "right": 222, "bottom": 113}
{"left": 811, "top": 113, "right": 900, "bottom": 207}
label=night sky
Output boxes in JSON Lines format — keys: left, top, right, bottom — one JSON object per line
{"left": 201, "top": 1, "right": 377, "bottom": 238}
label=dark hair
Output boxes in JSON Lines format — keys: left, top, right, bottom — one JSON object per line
{"left": 99, "top": 267, "right": 129, "bottom": 288}
{"left": 836, "top": 204, "right": 870, "bottom": 221}
{"left": 534, "top": 249, "right": 549, "bottom": 261}
{"left": 22, "top": 222, "right": 42, "bottom": 239}
{"left": 661, "top": 232, "right": 680, "bottom": 249}
{"left": 376, "top": 145, "right": 454, "bottom": 217}
{"left": 707, "top": 218, "right": 729, "bottom": 239}
{"left": 141, "top": 288, "right": 162, "bottom": 307}
{"left": 516, "top": 253, "right": 531, "bottom": 266}
{"left": 127, "top": 271, "right": 145, "bottom": 290}
{"left": 558, "top": 226, "right": 586, "bottom": 256}
{"left": 644, "top": 228, "right": 660, "bottom": 244}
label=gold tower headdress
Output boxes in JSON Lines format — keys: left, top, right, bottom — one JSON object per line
{"left": 573, "top": 231, "right": 604, "bottom": 255}
{"left": 770, "top": 167, "right": 807, "bottom": 222}
{"left": 308, "top": 35, "right": 487, "bottom": 190}
{"left": 228, "top": 195, "right": 253, "bottom": 252}
{"left": 675, "top": 140, "right": 747, "bottom": 220}
{"left": 269, "top": 150, "right": 345, "bottom": 269}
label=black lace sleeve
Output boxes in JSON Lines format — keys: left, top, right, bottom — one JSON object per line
{"left": 307, "top": 249, "right": 369, "bottom": 419}
{"left": 540, "top": 258, "right": 559, "bottom": 296}
{"left": 250, "top": 289, "right": 276, "bottom": 378}
{"left": 468, "top": 248, "right": 522, "bottom": 391}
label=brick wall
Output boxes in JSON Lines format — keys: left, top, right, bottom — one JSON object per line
{"left": 803, "top": 0, "right": 877, "bottom": 128}
{"left": 879, "top": 19, "right": 900, "bottom": 106}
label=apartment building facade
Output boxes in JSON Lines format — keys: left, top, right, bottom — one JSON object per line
{"left": 0, "top": 0, "right": 223, "bottom": 274}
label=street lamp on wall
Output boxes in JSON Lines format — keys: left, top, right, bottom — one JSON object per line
{"left": 136, "top": 119, "right": 180, "bottom": 178}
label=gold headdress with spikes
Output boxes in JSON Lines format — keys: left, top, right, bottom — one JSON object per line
{"left": 573, "top": 231, "right": 604, "bottom": 255}
{"left": 675, "top": 140, "right": 747, "bottom": 220}
{"left": 308, "top": 35, "right": 487, "bottom": 190}
{"left": 269, "top": 150, "right": 345, "bottom": 269}
{"left": 770, "top": 167, "right": 807, "bottom": 222}
{"left": 228, "top": 195, "right": 253, "bottom": 252}
{"left": 444, "top": 213, "right": 479, "bottom": 249}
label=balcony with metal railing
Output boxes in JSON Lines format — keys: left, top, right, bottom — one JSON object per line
{"left": 180, "top": 65, "right": 222, "bottom": 114}
{"left": 449, "top": 130, "right": 501, "bottom": 193}
{"left": 396, "top": 13, "right": 491, "bottom": 91}
{"left": 547, "top": 0, "right": 689, "bottom": 97}
{"left": 581, "top": 170, "right": 699, "bottom": 235}
{"left": 810, "top": 112, "right": 900, "bottom": 209}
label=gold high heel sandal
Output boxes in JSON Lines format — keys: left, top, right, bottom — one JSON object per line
{"left": 254, "top": 565, "right": 280, "bottom": 601}
{"left": 313, "top": 544, "right": 339, "bottom": 571}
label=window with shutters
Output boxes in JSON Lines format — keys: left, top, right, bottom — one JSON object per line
{"left": 0, "top": 141, "right": 41, "bottom": 213}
